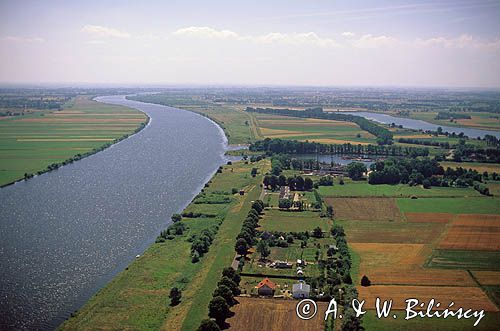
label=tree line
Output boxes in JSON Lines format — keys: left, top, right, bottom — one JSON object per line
{"left": 250, "top": 138, "right": 430, "bottom": 157}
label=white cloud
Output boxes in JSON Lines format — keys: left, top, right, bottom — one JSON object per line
{"left": 81, "top": 25, "right": 130, "bottom": 38}
{"left": 250, "top": 32, "right": 340, "bottom": 47}
{"left": 173, "top": 26, "right": 239, "bottom": 39}
{"left": 350, "top": 34, "right": 399, "bottom": 48}
{"left": 3, "top": 36, "right": 45, "bottom": 43}
{"left": 173, "top": 26, "right": 340, "bottom": 48}
{"left": 342, "top": 31, "right": 355, "bottom": 37}
{"left": 414, "top": 34, "right": 500, "bottom": 49}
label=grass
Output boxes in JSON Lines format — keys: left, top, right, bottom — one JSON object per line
{"left": 0, "top": 95, "right": 147, "bottom": 186}
{"left": 317, "top": 182, "right": 480, "bottom": 198}
{"left": 397, "top": 197, "right": 500, "bottom": 214}
{"left": 361, "top": 310, "right": 500, "bottom": 331}
{"left": 254, "top": 113, "right": 378, "bottom": 145}
{"left": 259, "top": 209, "right": 331, "bottom": 232}
{"left": 439, "top": 161, "right": 500, "bottom": 174}
{"left": 427, "top": 250, "right": 500, "bottom": 270}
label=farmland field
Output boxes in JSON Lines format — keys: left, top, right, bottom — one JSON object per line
{"left": 336, "top": 219, "right": 446, "bottom": 244}
{"left": 258, "top": 209, "right": 330, "bottom": 232}
{"left": 317, "top": 183, "right": 480, "bottom": 198}
{"left": 362, "top": 310, "right": 500, "bottom": 331}
{"left": 437, "top": 215, "right": 500, "bottom": 251}
{"left": 427, "top": 250, "right": 500, "bottom": 270}
{"left": 397, "top": 197, "right": 500, "bottom": 214}
{"left": 326, "top": 197, "right": 402, "bottom": 221}
{"left": 358, "top": 285, "right": 498, "bottom": 311}
{"left": 253, "top": 113, "right": 377, "bottom": 145}
{"left": 226, "top": 297, "right": 327, "bottom": 331}
{"left": 0, "top": 96, "right": 147, "bottom": 186}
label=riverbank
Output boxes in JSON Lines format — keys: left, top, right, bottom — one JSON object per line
{"left": 0, "top": 96, "right": 229, "bottom": 330}
{"left": 0, "top": 95, "right": 149, "bottom": 187}
{"left": 60, "top": 158, "right": 270, "bottom": 330}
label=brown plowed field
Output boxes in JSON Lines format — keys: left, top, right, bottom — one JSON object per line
{"left": 358, "top": 285, "right": 498, "bottom": 312}
{"left": 227, "top": 297, "right": 327, "bottom": 331}
{"left": 405, "top": 212, "right": 455, "bottom": 223}
{"left": 326, "top": 198, "right": 402, "bottom": 221}
{"left": 438, "top": 217, "right": 500, "bottom": 251}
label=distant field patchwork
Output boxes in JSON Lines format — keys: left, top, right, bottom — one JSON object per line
{"left": 0, "top": 96, "right": 147, "bottom": 186}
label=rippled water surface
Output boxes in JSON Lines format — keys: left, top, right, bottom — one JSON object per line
{"left": 0, "top": 96, "right": 227, "bottom": 330}
{"left": 343, "top": 111, "right": 500, "bottom": 139}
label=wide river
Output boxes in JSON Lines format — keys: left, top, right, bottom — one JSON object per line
{"left": 0, "top": 96, "right": 228, "bottom": 330}
{"left": 344, "top": 111, "right": 500, "bottom": 139}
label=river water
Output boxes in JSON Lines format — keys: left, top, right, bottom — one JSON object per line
{"left": 0, "top": 96, "right": 228, "bottom": 330}
{"left": 343, "top": 111, "right": 500, "bottom": 139}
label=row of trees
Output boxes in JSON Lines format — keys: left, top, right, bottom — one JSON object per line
{"left": 234, "top": 200, "right": 264, "bottom": 257}
{"left": 263, "top": 174, "right": 314, "bottom": 191}
{"left": 397, "top": 137, "right": 451, "bottom": 149}
{"left": 250, "top": 138, "right": 430, "bottom": 157}
{"left": 197, "top": 267, "right": 242, "bottom": 330}
{"left": 245, "top": 106, "right": 394, "bottom": 144}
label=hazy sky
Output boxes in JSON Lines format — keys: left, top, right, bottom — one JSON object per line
{"left": 1, "top": 0, "right": 500, "bottom": 87}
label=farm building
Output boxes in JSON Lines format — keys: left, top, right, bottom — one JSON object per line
{"left": 273, "top": 260, "right": 293, "bottom": 269}
{"left": 292, "top": 282, "right": 311, "bottom": 299}
{"left": 256, "top": 277, "right": 277, "bottom": 296}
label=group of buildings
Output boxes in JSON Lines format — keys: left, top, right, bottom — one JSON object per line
{"left": 255, "top": 277, "right": 311, "bottom": 299}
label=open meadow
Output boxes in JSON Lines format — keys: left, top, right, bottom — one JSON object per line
{"left": 0, "top": 96, "right": 147, "bottom": 186}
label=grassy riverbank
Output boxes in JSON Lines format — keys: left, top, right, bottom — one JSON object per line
{"left": 0, "top": 95, "right": 148, "bottom": 187}
{"left": 60, "top": 159, "right": 270, "bottom": 330}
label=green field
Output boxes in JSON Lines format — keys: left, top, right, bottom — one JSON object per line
{"left": 427, "top": 250, "right": 500, "bottom": 270}
{"left": 0, "top": 96, "right": 147, "bottom": 186}
{"left": 317, "top": 182, "right": 480, "bottom": 198}
{"left": 361, "top": 310, "right": 500, "bottom": 331}
{"left": 259, "top": 209, "right": 330, "bottom": 232}
{"left": 397, "top": 197, "right": 500, "bottom": 214}
{"left": 61, "top": 159, "right": 270, "bottom": 330}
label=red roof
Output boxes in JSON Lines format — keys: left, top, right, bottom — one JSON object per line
{"left": 256, "top": 277, "right": 277, "bottom": 290}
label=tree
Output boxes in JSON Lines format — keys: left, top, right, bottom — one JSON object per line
{"left": 304, "top": 177, "right": 314, "bottom": 190}
{"left": 326, "top": 205, "right": 334, "bottom": 218}
{"left": 197, "top": 319, "right": 221, "bottom": 331}
{"left": 422, "top": 179, "right": 431, "bottom": 189}
{"left": 235, "top": 238, "right": 249, "bottom": 256}
{"left": 278, "top": 198, "right": 292, "bottom": 210}
{"left": 256, "top": 240, "right": 271, "bottom": 260}
{"left": 251, "top": 168, "right": 258, "bottom": 177}
{"left": 346, "top": 162, "right": 366, "bottom": 180}
{"left": 218, "top": 276, "right": 240, "bottom": 295}
{"left": 361, "top": 275, "right": 371, "bottom": 287}
{"left": 251, "top": 200, "right": 264, "bottom": 214}
{"left": 171, "top": 213, "right": 182, "bottom": 223}
{"left": 312, "top": 226, "right": 323, "bottom": 238}
{"left": 213, "top": 284, "right": 235, "bottom": 306}
{"left": 208, "top": 296, "right": 231, "bottom": 327}
{"left": 169, "top": 287, "right": 182, "bottom": 306}
{"left": 222, "top": 267, "right": 241, "bottom": 285}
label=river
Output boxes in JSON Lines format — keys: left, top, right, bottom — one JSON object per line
{"left": 0, "top": 95, "right": 228, "bottom": 330}
{"left": 343, "top": 111, "right": 500, "bottom": 139}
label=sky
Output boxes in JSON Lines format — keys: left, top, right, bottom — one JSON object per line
{"left": 1, "top": 0, "right": 500, "bottom": 88}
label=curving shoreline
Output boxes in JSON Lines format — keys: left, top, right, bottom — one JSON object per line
{"left": 0, "top": 96, "right": 229, "bottom": 330}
